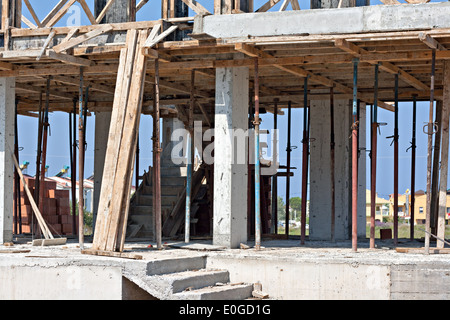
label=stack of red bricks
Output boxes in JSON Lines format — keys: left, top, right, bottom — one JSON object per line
{"left": 19, "top": 177, "right": 76, "bottom": 235}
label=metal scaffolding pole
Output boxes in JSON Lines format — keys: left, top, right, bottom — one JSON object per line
{"left": 409, "top": 95, "right": 417, "bottom": 241}
{"left": 271, "top": 99, "right": 279, "bottom": 234}
{"left": 393, "top": 74, "right": 399, "bottom": 246}
{"left": 254, "top": 58, "right": 262, "bottom": 250}
{"left": 425, "top": 49, "right": 436, "bottom": 255}
{"left": 78, "top": 68, "right": 85, "bottom": 250}
{"left": 351, "top": 58, "right": 359, "bottom": 252}
{"left": 285, "top": 100, "right": 292, "bottom": 239}
{"left": 370, "top": 64, "right": 379, "bottom": 249}
{"left": 330, "top": 86, "right": 336, "bottom": 242}
{"left": 153, "top": 58, "right": 162, "bottom": 250}
{"left": 301, "top": 76, "right": 309, "bottom": 245}
{"left": 185, "top": 68, "right": 195, "bottom": 244}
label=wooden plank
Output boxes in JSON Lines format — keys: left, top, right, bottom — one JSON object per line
{"left": 136, "top": 0, "right": 150, "bottom": 12}
{"left": 21, "top": 15, "right": 37, "bottom": 29}
{"left": 334, "top": 39, "right": 429, "bottom": 91}
{"left": 92, "top": 30, "right": 138, "bottom": 252}
{"left": 52, "top": 24, "right": 114, "bottom": 53}
{"left": 23, "top": 0, "right": 42, "bottom": 27}
{"left": 32, "top": 238, "right": 67, "bottom": 246}
{"left": 396, "top": 247, "right": 450, "bottom": 254}
{"left": 46, "top": 50, "right": 94, "bottom": 67}
{"left": 8, "top": 143, "right": 53, "bottom": 240}
{"left": 41, "top": 0, "right": 69, "bottom": 26}
{"left": 437, "top": 60, "right": 450, "bottom": 249}
{"left": 143, "top": 25, "right": 178, "bottom": 48}
{"left": 180, "top": 0, "right": 211, "bottom": 15}
{"left": 290, "top": 0, "right": 300, "bottom": 10}
{"left": 37, "top": 30, "right": 56, "bottom": 61}
{"left": 255, "top": 0, "right": 282, "bottom": 12}
{"left": 279, "top": 0, "right": 289, "bottom": 11}
{"left": 44, "top": 0, "right": 77, "bottom": 28}
{"left": 95, "top": 0, "right": 116, "bottom": 24}
{"left": 81, "top": 249, "right": 143, "bottom": 260}
{"left": 419, "top": 32, "right": 447, "bottom": 51}
{"left": 78, "top": 0, "right": 98, "bottom": 25}
{"left": 105, "top": 30, "right": 148, "bottom": 252}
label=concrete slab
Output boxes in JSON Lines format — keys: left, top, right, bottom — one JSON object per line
{"left": 1, "top": 238, "right": 450, "bottom": 299}
{"left": 197, "top": 2, "right": 450, "bottom": 39}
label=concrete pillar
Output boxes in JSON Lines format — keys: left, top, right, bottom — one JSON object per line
{"left": 93, "top": 111, "right": 111, "bottom": 227}
{"left": 309, "top": 99, "right": 366, "bottom": 240}
{"left": 213, "top": 67, "right": 249, "bottom": 248}
{"left": 0, "top": 77, "right": 15, "bottom": 244}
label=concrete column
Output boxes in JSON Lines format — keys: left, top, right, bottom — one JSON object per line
{"left": 0, "top": 77, "right": 15, "bottom": 244}
{"left": 309, "top": 99, "right": 366, "bottom": 240}
{"left": 213, "top": 67, "right": 249, "bottom": 248}
{"left": 94, "top": 0, "right": 134, "bottom": 23}
{"left": 93, "top": 111, "right": 111, "bottom": 228}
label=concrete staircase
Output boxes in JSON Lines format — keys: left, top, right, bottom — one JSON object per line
{"left": 126, "top": 165, "right": 187, "bottom": 239}
{"left": 124, "top": 257, "right": 254, "bottom": 300}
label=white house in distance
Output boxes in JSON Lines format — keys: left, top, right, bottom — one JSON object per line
{"left": 48, "top": 176, "right": 94, "bottom": 214}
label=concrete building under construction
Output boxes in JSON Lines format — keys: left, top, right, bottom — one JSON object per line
{"left": 1, "top": 0, "right": 450, "bottom": 300}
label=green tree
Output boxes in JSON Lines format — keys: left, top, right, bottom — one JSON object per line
{"left": 289, "top": 197, "right": 302, "bottom": 213}
{"left": 277, "top": 196, "right": 286, "bottom": 222}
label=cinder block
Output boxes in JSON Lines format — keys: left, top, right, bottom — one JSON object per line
{"left": 57, "top": 198, "right": 70, "bottom": 209}
{"left": 47, "top": 189, "right": 70, "bottom": 199}
{"left": 62, "top": 223, "right": 73, "bottom": 235}
{"left": 57, "top": 205, "right": 71, "bottom": 216}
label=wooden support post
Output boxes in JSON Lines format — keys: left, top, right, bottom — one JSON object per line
{"left": 437, "top": 61, "right": 450, "bottom": 249}
{"left": 78, "top": 67, "right": 85, "bottom": 250}
{"left": 153, "top": 59, "right": 162, "bottom": 250}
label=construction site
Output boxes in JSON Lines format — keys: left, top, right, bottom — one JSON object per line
{"left": 1, "top": 0, "right": 450, "bottom": 301}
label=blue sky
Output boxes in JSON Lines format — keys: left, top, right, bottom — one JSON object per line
{"left": 17, "top": 0, "right": 446, "bottom": 201}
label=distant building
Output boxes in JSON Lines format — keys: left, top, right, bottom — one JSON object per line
{"left": 47, "top": 176, "right": 94, "bottom": 213}
{"left": 365, "top": 190, "right": 390, "bottom": 223}
{"left": 388, "top": 190, "right": 450, "bottom": 225}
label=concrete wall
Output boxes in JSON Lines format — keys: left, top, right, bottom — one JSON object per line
{"left": 0, "top": 265, "right": 123, "bottom": 300}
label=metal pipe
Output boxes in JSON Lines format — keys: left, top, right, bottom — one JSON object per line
{"left": 370, "top": 64, "right": 379, "bottom": 249}
{"left": 425, "top": 49, "right": 436, "bottom": 254}
{"left": 71, "top": 99, "right": 77, "bottom": 236}
{"left": 410, "top": 95, "right": 417, "bottom": 240}
{"left": 153, "top": 58, "right": 162, "bottom": 249}
{"left": 352, "top": 58, "right": 359, "bottom": 252}
{"left": 185, "top": 68, "right": 195, "bottom": 244}
{"left": 330, "top": 86, "right": 336, "bottom": 242}
{"left": 34, "top": 92, "right": 43, "bottom": 238}
{"left": 78, "top": 68, "right": 85, "bottom": 249}
{"left": 271, "top": 99, "right": 279, "bottom": 234}
{"left": 301, "top": 76, "right": 309, "bottom": 245}
{"left": 285, "top": 100, "right": 292, "bottom": 239}
{"left": 393, "top": 74, "right": 399, "bottom": 246}
{"left": 254, "top": 58, "right": 262, "bottom": 249}
{"left": 14, "top": 99, "right": 21, "bottom": 234}
{"left": 136, "top": 135, "right": 140, "bottom": 192}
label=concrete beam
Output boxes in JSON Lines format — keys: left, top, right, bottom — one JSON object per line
{"left": 198, "top": 2, "right": 450, "bottom": 39}
{"left": 0, "top": 77, "right": 15, "bottom": 244}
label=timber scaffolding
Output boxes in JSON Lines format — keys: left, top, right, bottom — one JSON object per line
{"left": 3, "top": 0, "right": 450, "bottom": 255}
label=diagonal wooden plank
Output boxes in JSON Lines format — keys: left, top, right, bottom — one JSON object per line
{"left": 41, "top": 0, "right": 69, "bottom": 26}
{"left": 44, "top": 0, "right": 77, "bottom": 28}
{"left": 21, "top": 15, "right": 37, "bottom": 29}
{"left": 46, "top": 50, "right": 93, "bottom": 67}
{"left": 136, "top": 0, "right": 150, "bottom": 12}
{"left": 78, "top": 0, "right": 98, "bottom": 25}
{"left": 52, "top": 24, "right": 113, "bottom": 53}
{"left": 290, "top": 0, "right": 300, "bottom": 10}
{"left": 180, "top": 0, "right": 211, "bottom": 15}
{"left": 95, "top": 0, "right": 115, "bottom": 23}
{"left": 419, "top": 32, "right": 447, "bottom": 51}
{"left": 23, "top": 0, "right": 42, "bottom": 27}
{"left": 256, "top": 0, "right": 282, "bottom": 12}
{"left": 143, "top": 25, "right": 178, "bottom": 48}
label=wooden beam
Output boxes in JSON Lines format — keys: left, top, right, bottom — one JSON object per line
{"left": 290, "top": 0, "right": 300, "bottom": 10}
{"left": 52, "top": 24, "right": 114, "bottom": 53}
{"left": 78, "top": 0, "right": 98, "bottom": 25}
{"left": 46, "top": 50, "right": 94, "bottom": 67}
{"left": 143, "top": 25, "right": 178, "bottom": 48}
{"left": 95, "top": 0, "right": 116, "bottom": 23}
{"left": 136, "top": 0, "right": 150, "bottom": 12}
{"left": 334, "top": 39, "right": 429, "bottom": 91}
{"left": 23, "top": 0, "right": 42, "bottom": 27}
{"left": 44, "top": 0, "right": 77, "bottom": 28}
{"left": 21, "top": 15, "right": 37, "bottom": 29}
{"left": 256, "top": 0, "right": 282, "bottom": 12}
{"left": 419, "top": 32, "right": 447, "bottom": 51}
{"left": 180, "top": 0, "right": 211, "bottom": 15}
{"left": 37, "top": 30, "right": 56, "bottom": 61}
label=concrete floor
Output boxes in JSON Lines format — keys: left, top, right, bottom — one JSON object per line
{"left": 1, "top": 236, "right": 449, "bottom": 300}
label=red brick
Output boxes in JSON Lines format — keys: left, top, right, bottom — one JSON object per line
{"left": 62, "top": 223, "right": 73, "bottom": 235}
{"left": 21, "top": 225, "right": 32, "bottom": 234}
{"left": 57, "top": 205, "right": 71, "bottom": 215}
{"left": 57, "top": 198, "right": 70, "bottom": 208}
{"left": 47, "top": 189, "right": 70, "bottom": 199}
{"left": 50, "top": 224, "right": 62, "bottom": 234}
{"left": 20, "top": 205, "right": 32, "bottom": 217}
